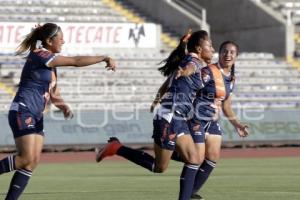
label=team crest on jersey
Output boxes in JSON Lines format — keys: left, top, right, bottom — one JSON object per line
{"left": 168, "top": 133, "right": 176, "bottom": 141}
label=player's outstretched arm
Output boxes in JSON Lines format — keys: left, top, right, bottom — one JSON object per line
{"left": 48, "top": 55, "right": 116, "bottom": 71}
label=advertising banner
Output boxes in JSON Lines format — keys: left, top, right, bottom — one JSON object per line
{"left": 0, "top": 22, "right": 159, "bottom": 49}
{"left": 1, "top": 109, "right": 300, "bottom": 146}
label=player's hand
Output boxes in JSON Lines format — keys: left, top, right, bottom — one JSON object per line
{"left": 235, "top": 124, "right": 249, "bottom": 137}
{"left": 104, "top": 57, "right": 116, "bottom": 71}
{"left": 209, "top": 103, "right": 220, "bottom": 121}
{"left": 175, "top": 67, "right": 184, "bottom": 79}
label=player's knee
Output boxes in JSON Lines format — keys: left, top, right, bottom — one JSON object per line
{"left": 185, "top": 151, "right": 201, "bottom": 165}
{"left": 17, "top": 155, "right": 40, "bottom": 171}
{"left": 154, "top": 163, "right": 168, "bottom": 173}
{"left": 207, "top": 151, "right": 220, "bottom": 162}
{"left": 199, "top": 156, "right": 205, "bottom": 164}
{"left": 30, "top": 155, "right": 41, "bottom": 169}
{"left": 154, "top": 167, "right": 165, "bottom": 173}
{"left": 17, "top": 155, "right": 31, "bottom": 168}
{"left": 190, "top": 156, "right": 201, "bottom": 165}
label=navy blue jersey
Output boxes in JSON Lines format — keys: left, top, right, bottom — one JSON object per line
{"left": 11, "top": 49, "right": 56, "bottom": 119}
{"left": 160, "top": 53, "right": 205, "bottom": 118}
{"left": 193, "top": 63, "right": 234, "bottom": 121}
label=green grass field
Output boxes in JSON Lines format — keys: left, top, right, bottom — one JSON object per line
{"left": 1, "top": 157, "right": 300, "bottom": 200}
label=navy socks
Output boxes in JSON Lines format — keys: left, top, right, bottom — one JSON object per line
{"left": 5, "top": 169, "right": 32, "bottom": 200}
{"left": 117, "top": 146, "right": 155, "bottom": 172}
{"left": 192, "top": 158, "right": 216, "bottom": 194}
{"left": 178, "top": 164, "right": 199, "bottom": 200}
{"left": 0, "top": 155, "right": 16, "bottom": 175}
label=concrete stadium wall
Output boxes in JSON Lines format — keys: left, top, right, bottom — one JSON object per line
{"left": 1, "top": 109, "right": 300, "bottom": 148}
{"left": 195, "top": 0, "right": 287, "bottom": 57}
{"left": 123, "top": 0, "right": 205, "bottom": 35}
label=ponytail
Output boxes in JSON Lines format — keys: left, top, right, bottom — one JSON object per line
{"left": 16, "top": 26, "right": 42, "bottom": 55}
{"left": 231, "top": 64, "right": 236, "bottom": 82}
{"left": 16, "top": 23, "right": 61, "bottom": 55}
{"left": 158, "top": 35, "right": 189, "bottom": 77}
{"left": 158, "top": 30, "right": 208, "bottom": 77}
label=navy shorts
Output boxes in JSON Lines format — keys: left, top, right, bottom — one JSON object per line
{"left": 8, "top": 107, "right": 44, "bottom": 138}
{"left": 189, "top": 120, "right": 222, "bottom": 144}
{"left": 152, "top": 114, "right": 190, "bottom": 151}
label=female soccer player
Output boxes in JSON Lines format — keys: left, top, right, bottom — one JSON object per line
{"left": 96, "top": 30, "right": 215, "bottom": 200}
{"left": 0, "top": 22, "right": 116, "bottom": 200}
{"left": 185, "top": 41, "right": 249, "bottom": 199}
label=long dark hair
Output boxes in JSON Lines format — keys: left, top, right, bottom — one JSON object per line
{"left": 16, "top": 23, "right": 61, "bottom": 55}
{"left": 158, "top": 30, "right": 209, "bottom": 77}
{"left": 219, "top": 40, "right": 239, "bottom": 82}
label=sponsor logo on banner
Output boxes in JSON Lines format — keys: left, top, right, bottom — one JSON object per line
{"left": 0, "top": 22, "right": 158, "bottom": 49}
{"left": 128, "top": 24, "right": 145, "bottom": 47}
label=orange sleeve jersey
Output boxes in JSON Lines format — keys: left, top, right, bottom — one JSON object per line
{"left": 193, "top": 63, "right": 234, "bottom": 122}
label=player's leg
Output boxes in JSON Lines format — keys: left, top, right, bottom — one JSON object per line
{"left": 5, "top": 112, "right": 44, "bottom": 200}
{"left": 6, "top": 134, "right": 44, "bottom": 200}
{"left": 169, "top": 120, "right": 206, "bottom": 199}
{"left": 1, "top": 111, "right": 44, "bottom": 175}
{"left": 95, "top": 117, "right": 176, "bottom": 172}
{"left": 192, "top": 132, "right": 221, "bottom": 197}
{"left": 152, "top": 144, "right": 173, "bottom": 172}
{"left": 0, "top": 111, "right": 20, "bottom": 175}
{"left": 0, "top": 155, "right": 16, "bottom": 175}
{"left": 174, "top": 140, "right": 205, "bottom": 200}
{"left": 95, "top": 137, "right": 157, "bottom": 172}
{"left": 191, "top": 140, "right": 206, "bottom": 198}
{"left": 176, "top": 133, "right": 201, "bottom": 200}
{"left": 171, "top": 121, "right": 205, "bottom": 164}
{"left": 0, "top": 152, "right": 16, "bottom": 175}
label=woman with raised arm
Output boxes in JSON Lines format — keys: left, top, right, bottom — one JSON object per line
{"left": 0, "top": 23, "right": 116, "bottom": 200}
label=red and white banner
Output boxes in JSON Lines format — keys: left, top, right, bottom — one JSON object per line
{"left": 0, "top": 22, "right": 159, "bottom": 49}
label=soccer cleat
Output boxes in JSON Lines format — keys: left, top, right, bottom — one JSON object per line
{"left": 95, "top": 137, "right": 122, "bottom": 162}
{"left": 191, "top": 193, "right": 204, "bottom": 200}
